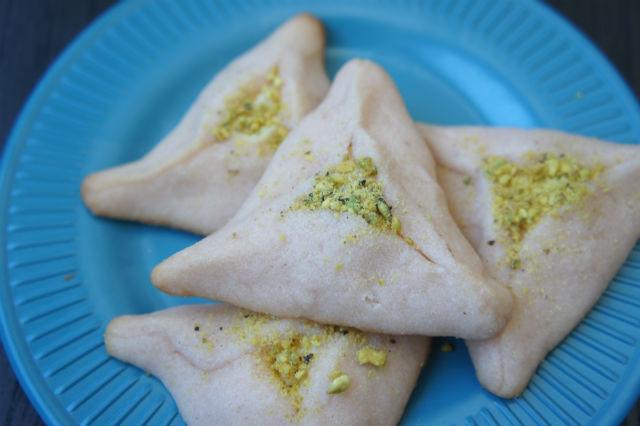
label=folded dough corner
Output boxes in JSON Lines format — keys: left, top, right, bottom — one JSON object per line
{"left": 81, "top": 13, "right": 330, "bottom": 235}
{"left": 419, "top": 123, "right": 640, "bottom": 397}
{"left": 105, "top": 304, "right": 430, "bottom": 426}
{"left": 151, "top": 59, "right": 514, "bottom": 339}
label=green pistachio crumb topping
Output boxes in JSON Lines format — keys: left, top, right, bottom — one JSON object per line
{"left": 291, "top": 154, "right": 400, "bottom": 231}
{"left": 483, "top": 152, "right": 605, "bottom": 268}
{"left": 213, "top": 67, "right": 288, "bottom": 154}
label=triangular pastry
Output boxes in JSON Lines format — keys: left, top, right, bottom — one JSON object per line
{"left": 151, "top": 59, "right": 513, "bottom": 339}
{"left": 105, "top": 304, "right": 430, "bottom": 426}
{"left": 82, "top": 14, "right": 330, "bottom": 235}
{"left": 419, "top": 124, "right": 640, "bottom": 397}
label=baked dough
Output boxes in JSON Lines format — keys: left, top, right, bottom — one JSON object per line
{"left": 151, "top": 59, "right": 513, "bottom": 339}
{"left": 419, "top": 123, "right": 640, "bottom": 397}
{"left": 105, "top": 304, "right": 430, "bottom": 426}
{"left": 82, "top": 14, "right": 329, "bottom": 235}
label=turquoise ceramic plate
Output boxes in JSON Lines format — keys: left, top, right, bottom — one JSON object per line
{"left": 2, "top": 0, "right": 640, "bottom": 425}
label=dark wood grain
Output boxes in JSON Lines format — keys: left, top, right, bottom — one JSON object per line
{"left": 0, "top": 347, "right": 43, "bottom": 426}
{"left": 0, "top": 0, "right": 116, "bottom": 151}
{"left": 0, "top": 1, "right": 639, "bottom": 425}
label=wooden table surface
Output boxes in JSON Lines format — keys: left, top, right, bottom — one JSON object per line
{"left": 1, "top": 0, "right": 639, "bottom": 425}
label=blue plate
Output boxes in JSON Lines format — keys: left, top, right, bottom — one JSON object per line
{"left": 2, "top": 0, "right": 640, "bottom": 425}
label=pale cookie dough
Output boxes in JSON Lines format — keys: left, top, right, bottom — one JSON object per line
{"left": 82, "top": 14, "right": 330, "bottom": 235}
{"left": 151, "top": 59, "right": 513, "bottom": 339}
{"left": 105, "top": 304, "right": 430, "bottom": 426}
{"left": 419, "top": 123, "right": 640, "bottom": 397}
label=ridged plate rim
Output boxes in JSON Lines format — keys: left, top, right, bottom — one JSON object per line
{"left": 2, "top": 0, "right": 640, "bottom": 425}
